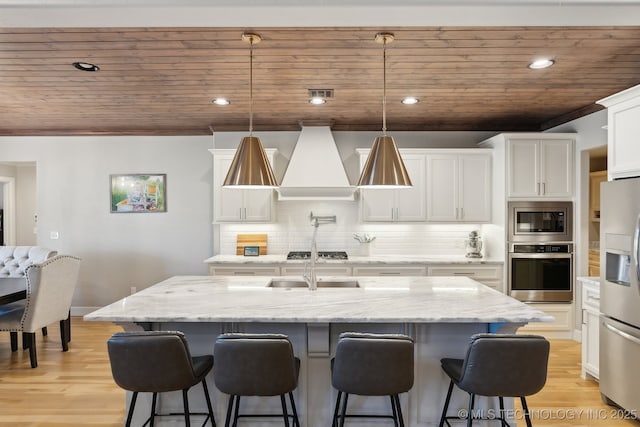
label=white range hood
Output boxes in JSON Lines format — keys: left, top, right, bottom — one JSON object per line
{"left": 277, "top": 126, "right": 356, "bottom": 200}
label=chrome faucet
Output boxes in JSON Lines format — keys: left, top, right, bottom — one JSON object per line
{"left": 303, "top": 212, "right": 336, "bottom": 290}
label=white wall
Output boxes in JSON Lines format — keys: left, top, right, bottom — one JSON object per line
{"left": 15, "top": 164, "right": 36, "bottom": 245}
{"left": 0, "top": 136, "right": 213, "bottom": 310}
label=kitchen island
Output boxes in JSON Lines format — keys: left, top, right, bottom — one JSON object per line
{"left": 85, "top": 275, "right": 552, "bottom": 427}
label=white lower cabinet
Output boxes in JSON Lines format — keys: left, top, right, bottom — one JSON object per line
{"left": 427, "top": 264, "right": 503, "bottom": 291}
{"left": 580, "top": 278, "right": 600, "bottom": 380}
{"left": 517, "top": 303, "right": 574, "bottom": 337}
{"left": 208, "top": 265, "right": 280, "bottom": 276}
{"left": 352, "top": 265, "right": 426, "bottom": 276}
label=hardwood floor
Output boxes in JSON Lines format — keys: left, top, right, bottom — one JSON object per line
{"left": 0, "top": 319, "right": 637, "bottom": 426}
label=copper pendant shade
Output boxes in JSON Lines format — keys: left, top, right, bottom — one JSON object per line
{"left": 357, "top": 32, "right": 412, "bottom": 188}
{"left": 223, "top": 32, "right": 278, "bottom": 188}
{"left": 358, "top": 135, "right": 412, "bottom": 187}
{"left": 223, "top": 136, "right": 278, "bottom": 187}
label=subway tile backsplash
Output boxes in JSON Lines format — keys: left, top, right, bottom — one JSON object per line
{"left": 217, "top": 200, "right": 489, "bottom": 257}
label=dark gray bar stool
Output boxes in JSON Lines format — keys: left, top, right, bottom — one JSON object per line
{"left": 107, "top": 331, "right": 216, "bottom": 427}
{"left": 213, "top": 333, "right": 300, "bottom": 427}
{"left": 438, "top": 333, "right": 550, "bottom": 427}
{"left": 331, "top": 332, "right": 414, "bottom": 427}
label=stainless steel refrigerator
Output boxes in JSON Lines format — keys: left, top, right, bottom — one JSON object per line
{"left": 600, "top": 176, "right": 640, "bottom": 413}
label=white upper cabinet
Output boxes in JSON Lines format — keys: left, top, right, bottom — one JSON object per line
{"left": 507, "top": 138, "right": 574, "bottom": 198}
{"left": 597, "top": 84, "right": 640, "bottom": 180}
{"left": 426, "top": 151, "right": 492, "bottom": 222}
{"left": 211, "top": 149, "right": 276, "bottom": 223}
{"left": 359, "top": 151, "right": 426, "bottom": 222}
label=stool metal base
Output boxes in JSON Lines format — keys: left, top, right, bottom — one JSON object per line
{"left": 224, "top": 393, "right": 300, "bottom": 427}
{"left": 438, "top": 380, "right": 533, "bottom": 427}
{"left": 126, "top": 379, "right": 216, "bottom": 427}
{"left": 332, "top": 391, "right": 405, "bottom": 427}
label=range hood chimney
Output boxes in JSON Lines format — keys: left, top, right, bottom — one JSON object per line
{"left": 277, "top": 126, "right": 356, "bottom": 200}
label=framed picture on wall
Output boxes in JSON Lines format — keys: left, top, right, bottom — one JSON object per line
{"left": 110, "top": 174, "right": 166, "bottom": 213}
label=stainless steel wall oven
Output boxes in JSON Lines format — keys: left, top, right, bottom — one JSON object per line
{"left": 508, "top": 243, "right": 573, "bottom": 302}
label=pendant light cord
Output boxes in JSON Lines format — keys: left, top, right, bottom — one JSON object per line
{"left": 249, "top": 37, "right": 254, "bottom": 136}
{"left": 382, "top": 37, "right": 387, "bottom": 136}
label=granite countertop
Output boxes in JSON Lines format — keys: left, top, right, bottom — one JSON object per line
{"left": 204, "top": 254, "right": 504, "bottom": 265}
{"left": 84, "top": 275, "right": 551, "bottom": 324}
{"left": 577, "top": 276, "right": 601, "bottom": 287}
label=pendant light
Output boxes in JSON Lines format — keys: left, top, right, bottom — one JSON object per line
{"left": 223, "top": 32, "right": 278, "bottom": 188}
{"left": 357, "top": 32, "right": 412, "bottom": 188}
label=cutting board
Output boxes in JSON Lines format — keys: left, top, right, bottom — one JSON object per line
{"left": 236, "top": 234, "right": 268, "bottom": 255}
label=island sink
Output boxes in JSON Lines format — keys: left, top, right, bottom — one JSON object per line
{"left": 267, "top": 279, "right": 360, "bottom": 289}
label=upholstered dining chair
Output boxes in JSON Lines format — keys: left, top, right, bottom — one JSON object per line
{"left": 0, "top": 255, "right": 81, "bottom": 368}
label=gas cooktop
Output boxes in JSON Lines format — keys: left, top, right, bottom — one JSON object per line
{"left": 286, "top": 251, "right": 348, "bottom": 260}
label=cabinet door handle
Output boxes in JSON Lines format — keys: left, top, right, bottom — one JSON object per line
{"left": 244, "top": 207, "right": 247, "bottom": 220}
{"left": 454, "top": 272, "right": 474, "bottom": 276}
{"left": 542, "top": 182, "right": 546, "bottom": 195}
{"left": 380, "top": 272, "right": 401, "bottom": 275}
{"left": 233, "top": 271, "right": 255, "bottom": 275}
{"left": 455, "top": 208, "right": 459, "bottom": 220}
{"left": 460, "top": 207, "right": 464, "bottom": 220}
{"left": 537, "top": 182, "right": 540, "bottom": 195}
{"left": 239, "top": 208, "right": 243, "bottom": 220}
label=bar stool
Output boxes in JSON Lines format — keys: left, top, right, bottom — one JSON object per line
{"left": 331, "top": 332, "right": 414, "bottom": 427}
{"left": 438, "top": 333, "right": 550, "bottom": 427}
{"left": 107, "top": 331, "right": 216, "bottom": 427}
{"left": 213, "top": 333, "right": 300, "bottom": 427}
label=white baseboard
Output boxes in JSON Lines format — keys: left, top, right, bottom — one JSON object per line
{"left": 572, "top": 329, "right": 582, "bottom": 342}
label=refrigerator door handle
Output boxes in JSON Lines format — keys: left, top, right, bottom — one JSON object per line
{"left": 635, "top": 213, "right": 640, "bottom": 281}
{"left": 604, "top": 321, "right": 640, "bottom": 346}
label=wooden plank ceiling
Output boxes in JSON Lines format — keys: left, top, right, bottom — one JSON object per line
{"left": 0, "top": 26, "right": 639, "bottom": 136}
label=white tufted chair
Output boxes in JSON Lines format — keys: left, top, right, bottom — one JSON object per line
{"left": 0, "top": 246, "right": 58, "bottom": 337}
{"left": 0, "top": 246, "right": 58, "bottom": 278}
{"left": 0, "top": 255, "right": 81, "bottom": 368}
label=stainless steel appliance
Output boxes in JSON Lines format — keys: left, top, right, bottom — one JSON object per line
{"left": 286, "top": 251, "right": 348, "bottom": 260}
{"left": 600, "top": 177, "right": 640, "bottom": 414}
{"left": 508, "top": 243, "right": 573, "bottom": 302}
{"left": 508, "top": 201, "right": 573, "bottom": 243}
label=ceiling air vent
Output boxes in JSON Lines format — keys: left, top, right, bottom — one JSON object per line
{"left": 308, "top": 89, "right": 334, "bottom": 99}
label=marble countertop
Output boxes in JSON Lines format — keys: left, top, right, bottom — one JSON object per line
{"left": 84, "top": 275, "right": 551, "bottom": 324}
{"left": 577, "top": 276, "right": 601, "bottom": 287}
{"left": 204, "top": 254, "right": 504, "bottom": 265}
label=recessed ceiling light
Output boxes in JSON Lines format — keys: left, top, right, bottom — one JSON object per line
{"left": 309, "top": 97, "right": 327, "bottom": 105}
{"left": 528, "top": 59, "right": 555, "bottom": 70}
{"left": 213, "top": 98, "right": 230, "bottom": 106}
{"left": 401, "top": 97, "right": 420, "bottom": 105}
{"left": 72, "top": 61, "right": 100, "bottom": 72}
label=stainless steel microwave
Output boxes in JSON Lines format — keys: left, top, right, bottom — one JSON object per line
{"left": 508, "top": 201, "right": 573, "bottom": 243}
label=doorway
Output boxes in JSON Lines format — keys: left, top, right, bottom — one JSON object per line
{"left": 0, "top": 161, "right": 37, "bottom": 246}
{"left": 587, "top": 146, "right": 607, "bottom": 276}
{"left": 0, "top": 176, "right": 16, "bottom": 246}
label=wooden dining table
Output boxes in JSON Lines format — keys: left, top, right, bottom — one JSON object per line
{"left": 0, "top": 280, "right": 27, "bottom": 305}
